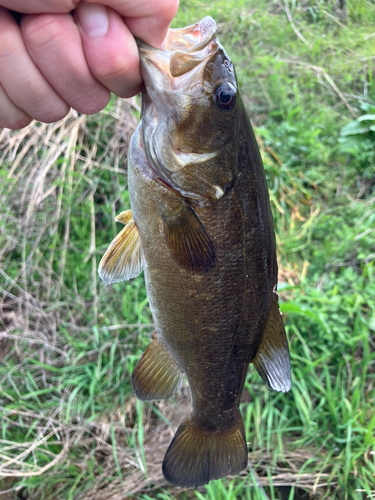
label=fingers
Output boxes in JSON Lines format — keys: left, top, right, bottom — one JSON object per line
{"left": 21, "top": 12, "right": 110, "bottom": 115}
{"left": 73, "top": 0, "right": 179, "bottom": 98}
{"left": 0, "top": 0, "right": 179, "bottom": 129}
{"left": 6, "top": 0, "right": 179, "bottom": 47}
{"left": 0, "top": 7, "right": 69, "bottom": 125}
{"left": 75, "top": 3, "right": 141, "bottom": 98}
{"left": 120, "top": 0, "right": 180, "bottom": 47}
{"left": 0, "top": 83, "right": 32, "bottom": 130}
{"left": 0, "top": 0, "right": 80, "bottom": 14}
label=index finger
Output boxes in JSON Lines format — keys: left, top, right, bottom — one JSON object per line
{"left": 0, "top": 0, "right": 80, "bottom": 14}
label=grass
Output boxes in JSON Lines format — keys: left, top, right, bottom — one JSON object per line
{"left": 1, "top": 0, "right": 375, "bottom": 499}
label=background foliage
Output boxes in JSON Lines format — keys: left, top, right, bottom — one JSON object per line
{"left": 1, "top": 0, "right": 374, "bottom": 499}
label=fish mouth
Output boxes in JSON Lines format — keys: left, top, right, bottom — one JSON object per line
{"left": 136, "top": 17, "right": 218, "bottom": 82}
{"left": 163, "top": 16, "right": 217, "bottom": 53}
{"left": 136, "top": 16, "right": 216, "bottom": 53}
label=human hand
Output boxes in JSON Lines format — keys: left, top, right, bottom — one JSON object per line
{"left": 0, "top": 0, "right": 179, "bottom": 129}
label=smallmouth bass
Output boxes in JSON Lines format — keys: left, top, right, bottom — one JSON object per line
{"left": 99, "top": 17, "right": 291, "bottom": 488}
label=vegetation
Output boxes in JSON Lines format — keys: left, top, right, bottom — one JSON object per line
{"left": 1, "top": 0, "right": 374, "bottom": 499}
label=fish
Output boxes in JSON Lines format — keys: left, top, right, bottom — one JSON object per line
{"left": 98, "top": 16, "right": 291, "bottom": 489}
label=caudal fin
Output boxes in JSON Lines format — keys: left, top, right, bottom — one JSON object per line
{"left": 162, "top": 415, "right": 247, "bottom": 488}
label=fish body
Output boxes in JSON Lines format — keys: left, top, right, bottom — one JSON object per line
{"left": 99, "top": 17, "right": 291, "bottom": 488}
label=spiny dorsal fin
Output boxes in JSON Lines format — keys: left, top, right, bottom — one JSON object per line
{"left": 162, "top": 202, "right": 216, "bottom": 273}
{"left": 252, "top": 294, "right": 291, "bottom": 393}
{"left": 132, "top": 332, "right": 183, "bottom": 401}
{"left": 98, "top": 211, "right": 144, "bottom": 285}
{"left": 162, "top": 414, "right": 247, "bottom": 488}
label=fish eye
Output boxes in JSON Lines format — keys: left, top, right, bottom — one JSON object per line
{"left": 214, "top": 83, "right": 237, "bottom": 111}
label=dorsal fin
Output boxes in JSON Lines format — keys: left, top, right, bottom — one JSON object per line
{"left": 252, "top": 294, "right": 291, "bottom": 393}
{"left": 98, "top": 210, "right": 144, "bottom": 285}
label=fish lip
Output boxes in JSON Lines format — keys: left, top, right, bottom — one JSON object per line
{"left": 135, "top": 38, "right": 161, "bottom": 52}
{"left": 136, "top": 16, "right": 217, "bottom": 54}
{"left": 165, "top": 16, "right": 217, "bottom": 53}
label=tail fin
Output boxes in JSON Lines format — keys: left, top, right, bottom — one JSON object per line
{"left": 162, "top": 415, "right": 247, "bottom": 488}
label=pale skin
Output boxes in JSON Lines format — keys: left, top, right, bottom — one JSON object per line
{"left": 0, "top": 0, "right": 179, "bottom": 129}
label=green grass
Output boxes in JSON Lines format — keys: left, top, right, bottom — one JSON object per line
{"left": 1, "top": 1, "right": 375, "bottom": 499}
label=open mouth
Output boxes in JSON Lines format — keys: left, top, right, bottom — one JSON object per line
{"left": 136, "top": 17, "right": 217, "bottom": 53}
{"left": 163, "top": 16, "right": 217, "bottom": 53}
{"left": 136, "top": 17, "right": 218, "bottom": 81}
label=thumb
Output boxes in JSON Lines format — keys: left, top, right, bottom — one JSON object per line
{"left": 84, "top": 0, "right": 179, "bottom": 48}
{"left": 75, "top": 3, "right": 141, "bottom": 99}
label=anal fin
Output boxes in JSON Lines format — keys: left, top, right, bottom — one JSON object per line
{"left": 252, "top": 294, "right": 291, "bottom": 393}
{"left": 98, "top": 210, "right": 145, "bottom": 285}
{"left": 132, "top": 333, "right": 183, "bottom": 401}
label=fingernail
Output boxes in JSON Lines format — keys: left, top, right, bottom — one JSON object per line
{"left": 76, "top": 3, "right": 109, "bottom": 37}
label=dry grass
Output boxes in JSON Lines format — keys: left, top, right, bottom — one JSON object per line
{"left": 0, "top": 98, "right": 138, "bottom": 487}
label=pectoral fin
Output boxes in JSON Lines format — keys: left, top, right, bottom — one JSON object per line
{"left": 132, "top": 332, "right": 183, "bottom": 401}
{"left": 98, "top": 210, "right": 145, "bottom": 285}
{"left": 162, "top": 202, "right": 216, "bottom": 273}
{"left": 114, "top": 210, "right": 133, "bottom": 224}
{"left": 252, "top": 295, "right": 291, "bottom": 393}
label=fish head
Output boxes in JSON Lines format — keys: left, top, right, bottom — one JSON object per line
{"left": 138, "top": 17, "right": 243, "bottom": 205}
